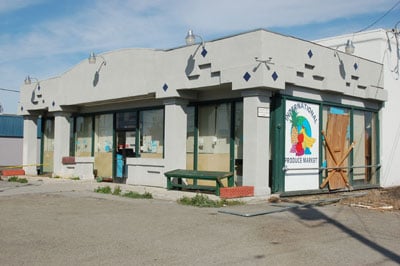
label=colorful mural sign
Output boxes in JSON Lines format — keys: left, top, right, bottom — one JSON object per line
{"left": 284, "top": 100, "right": 320, "bottom": 191}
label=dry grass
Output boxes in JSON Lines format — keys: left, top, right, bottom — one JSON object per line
{"left": 340, "top": 187, "right": 400, "bottom": 211}
{"left": 275, "top": 186, "right": 400, "bottom": 211}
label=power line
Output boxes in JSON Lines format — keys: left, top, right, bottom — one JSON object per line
{"left": 0, "top": 88, "right": 19, "bottom": 93}
{"left": 356, "top": 0, "right": 400, "bottom": 33}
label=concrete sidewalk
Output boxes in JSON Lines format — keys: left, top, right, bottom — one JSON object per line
{"left": 0, "top": 175, "right": 239, "bottom": 202}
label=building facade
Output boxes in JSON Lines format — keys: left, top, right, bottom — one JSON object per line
{"left": 19, "top": 29, "right": 387, "bottom": 196}
{"left": 318, "top": 29, "right": 400, "bottom": 188}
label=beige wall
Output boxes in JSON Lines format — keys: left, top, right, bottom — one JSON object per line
{"left": 0, "top": 138, "right": 23, "bottom": 166}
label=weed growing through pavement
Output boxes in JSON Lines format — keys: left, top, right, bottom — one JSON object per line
{"left": 177, "top": 193, "right": 244, "bottom": 208}
{"left": 112, "top": 186, "right": 122, "bottom": 195}
{"left": 7, "top": 176, "right": 28, "bottom": 183}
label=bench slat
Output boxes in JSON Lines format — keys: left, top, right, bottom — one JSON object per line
{"left": 164, "top": 169, "right": 234, "bottom": 196}
{"left": 165, "top": 169, "right": 232, "bottom": 179}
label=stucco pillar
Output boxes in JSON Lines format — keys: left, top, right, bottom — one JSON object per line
{"left": 163, "top": 99, "right": 188, "bottom": 172}
{"left": 23, "top": 115, "right": 39, "bottom": 175}
{"left": 242, "top": 90, "right": 271, "bottom": 196}
{"left": 53, "top": 112, "right": 71, "bottom": 177}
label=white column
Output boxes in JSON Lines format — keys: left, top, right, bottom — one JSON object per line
{"left": 164, "top": 99, "right": 188, "bottom": 172}
{"left": 23, "top": 115, "right": 39, "bottom": 175}
{"left": 53, "top": 112, "right": 71, "bottom": 177}
{"left": 242, "top": 90, "right": 271, "bottom": 196}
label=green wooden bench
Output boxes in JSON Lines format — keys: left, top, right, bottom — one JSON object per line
{"left": 164, "top": 169, "right": 234, "bottom": 196}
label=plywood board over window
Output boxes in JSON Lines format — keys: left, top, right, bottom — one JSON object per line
{"left": 325, "top": 113, "right": 350, "bottom": 190}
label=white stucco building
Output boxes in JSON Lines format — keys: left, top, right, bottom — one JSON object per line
{"left": 318, "top": 29, "right": 400, "bottom": 188}
{"left": 19, "top": 29, "right": 389, "bottom": 196}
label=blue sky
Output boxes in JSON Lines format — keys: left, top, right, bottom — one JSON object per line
{"left": 1, "top": 0, "right": 399, "bottom": 114}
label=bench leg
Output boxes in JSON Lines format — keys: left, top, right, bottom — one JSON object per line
{"left": 216, "top": 182, "right": 220, "bottom": 196}
{"left": 228, "top": 176, "right": 234, "bottom": 187}
{"left": 166, "top": 177, "right": 172, "bottom": 189}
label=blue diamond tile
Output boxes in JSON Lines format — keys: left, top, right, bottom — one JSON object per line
{"left": 243, "top": 72, "right": 251, "bottom": 82}
{"left": 201, "top": 47, "right": 208, "bottom": 58}
{"left": 308, "top": 49, "right": 313, "bottom": 59}
{"left": 162, "top": 83, "right": 168, "bottom": 92}
{"left": 353, "top": 63, "right": 358, "bottom": 70}
{"left": 272, "top": 71, "right": 278, "bottom": 81}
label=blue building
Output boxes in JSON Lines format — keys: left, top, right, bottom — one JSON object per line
{"left": 0, "top": 114, "right": 40, "bottom": 168}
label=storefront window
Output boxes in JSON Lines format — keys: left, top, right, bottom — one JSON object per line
{"left": 140, "top": 109, "right": 164, "bottom": 158}
{"left": 94, "top": 114, "right": 113, "bottom": 177}
{"left": 353, "top": 110, "right": 378, "bottom": 184}
{"left": 198, "top": 103, "right": 231, "bottom": 172}
{"left": 75, "top": 116, "right": 92, "bottom": 157}
{"left": 42, "top": 118, "right": 54, "bottom": 173}
{"left": 321, "top": 106, "right": 378, "bottom": 187}
{"left": 69, "top": 119, "right": 74, "bottom": 156}
{"left": 186, "top": 106, "right": 195, "bottom": 170}
{"left": 234, "top": 102, "right": 243, "bottom": 185}
{"left": 116, "top": 111, "right": 137, "bottom": 130}
{"left": 186, "top": 102, "right": 242, "bottom": 177}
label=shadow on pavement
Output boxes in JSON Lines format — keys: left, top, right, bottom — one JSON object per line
{"left": 290, "top": 206, "right": 400, "bottom": 264}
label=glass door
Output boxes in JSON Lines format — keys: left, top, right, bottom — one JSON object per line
{"left": 115, "top": 130, "right": 136, "bottom": 180}
{"left": 115, "top": 111, "right": 138, "bottom": 182}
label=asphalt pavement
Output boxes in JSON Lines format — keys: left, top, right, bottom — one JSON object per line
{"left": 0, "top": 176, "right": 399, "bottom": 265}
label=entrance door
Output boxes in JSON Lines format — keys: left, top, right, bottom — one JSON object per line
{"left": 115, "top": 130, "right": 136, "bottom": 180}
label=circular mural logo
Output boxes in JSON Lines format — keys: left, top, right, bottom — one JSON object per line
{"left": 289, "top": 110, "right": 316, "bottom": 156}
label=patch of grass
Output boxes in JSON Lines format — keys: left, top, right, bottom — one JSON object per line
{"left": 70, "top": 177, "right": 80, "bottom": 180}
{"left": 7, "top": 176, "right": 19, "bottom": 182}
{"left": 8, "top": 176, "right": 28, "bottom": 183}
{"left": 123, "top": 191, "right": 153, "bottom": 199}
{"left": 94, "top": 186, "right": 153, "bottom": 199}
{"left": 94, "top": 186, "right": 112, "bottom": 194}
{"left": 177, "top": 194, "right": 244, "bottom": 208}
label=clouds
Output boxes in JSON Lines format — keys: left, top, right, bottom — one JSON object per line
{"left": 2, "top": 0, "right": 397, "bottom": 59}
{"left": 168, "top": 0, "right": 394, "bottom": 34}
{"left": 0, "top": 0, "right": 44, "bottom": 13}
{"left": 0, "top": 0, "right": 399, "bottom": 113}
